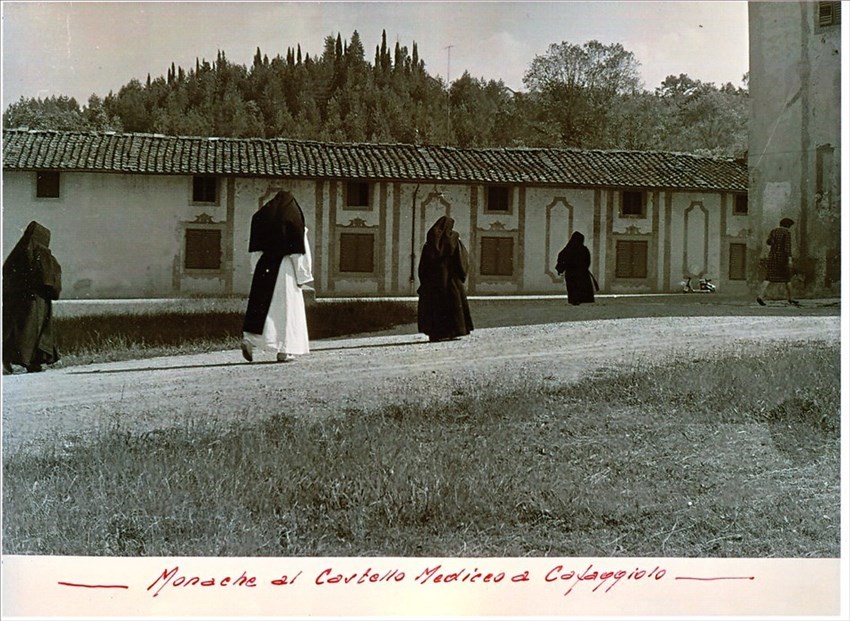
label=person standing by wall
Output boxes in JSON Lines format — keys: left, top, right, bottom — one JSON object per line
{"left": 417, "top": 215, "right": 474, "bottom": 343}
{"left": 3, "top": 221, "right": 62, "bottom": 374}
{"left": 241, "top": 191, "right": 313, "bottom": 363}
{"left": 757, "top": 217, "right": 799, "bottom": 306}
{"left": 555, "top": 231, "right": 597, "bottom": 305}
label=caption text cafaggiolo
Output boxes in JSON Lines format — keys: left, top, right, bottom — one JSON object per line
{"left": 146, "top": 563, "right": 667, "bottom": 598}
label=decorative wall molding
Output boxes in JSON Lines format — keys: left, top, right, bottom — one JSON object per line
{"left": 544, "top": 197, "right": 573, "bottom": 283}
{"left": 341, "top": 217, "right": 378, "bottom": 228}
{"left": 418, "top": 192, "right": 452, "bottom": 249}
{"left": 192, "top": 213, "right": 217, "bottom": 224}
{"left": 683, "top": 201, "right": 710, "bottom": 277}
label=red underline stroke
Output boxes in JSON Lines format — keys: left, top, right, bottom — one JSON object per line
{"left": 675, "top": 576, "right": 755, "bottom": 581}
{"left": 58, "top": 581, "right": 130, "bottom": 589}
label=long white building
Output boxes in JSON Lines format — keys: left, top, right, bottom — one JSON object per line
{"left": 2, "top": 129, "right": 749, "bottom": 299}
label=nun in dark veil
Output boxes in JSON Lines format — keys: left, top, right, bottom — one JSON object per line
{"left": 241, "top": 191, "right": 313, "bottom": 363}
{"left": 3, "top": 221, "right": 62, "bottom": 374}
{"left": 555, "top": 231, "right": 596, "bottom": 305}
{"left": 417, "top": 215, "right": 473, "bottom": 342}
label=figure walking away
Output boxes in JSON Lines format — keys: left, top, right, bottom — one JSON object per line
{"left": 555, "top": 231, "right": 597, "bottom": 305}
{"left": 757, "top": 218, "right": 799, "bottom": 306}
{"left": 3, "top": 221, "right": 62, "bottom": 374}
{"left": 241, "top": 191, "right": 313, "bottom": 363}
{"left": 417, "top": 215, "right": 474, "bottom": 342}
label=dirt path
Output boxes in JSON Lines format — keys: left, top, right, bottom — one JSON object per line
{"left": 2, "top": 310, "right": 840, "bottom": 456}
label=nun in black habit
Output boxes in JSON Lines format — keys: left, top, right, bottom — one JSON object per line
{"left": 3, "top": 221, "right": 62, "bottom": 374}
{"left": 555, "top": 231, "right": 596, "bottom": 305}
{"left": 417, "top": 215, "right": 474, "bottom": 342}
{"left": 241, "top": 191, "right": 313, "bottom": 363}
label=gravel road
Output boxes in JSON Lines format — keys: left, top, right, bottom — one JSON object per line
{"left": 2, "top": 295, "right": 840, "bottom": 456}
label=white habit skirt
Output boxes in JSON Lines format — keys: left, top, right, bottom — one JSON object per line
{"left": 243, "top": 252, "right": 311, "bottom": 356}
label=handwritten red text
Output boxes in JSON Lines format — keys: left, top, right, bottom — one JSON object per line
{"left": 545, "top": 563, "right": 666, "bottom": 596}
{"left": 146, "top": 566, "right": 258, "bottom": 598}
{"left": 315, "top": 567, "right": 405, "bottom": 585}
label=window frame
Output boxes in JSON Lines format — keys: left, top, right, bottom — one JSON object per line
{"left": 733, "top": 194, "right": 749, "bottom": 215}
{"left": 344, "top": 181, "right": 372, "bottom": 210}
{"left": 338, "top": 231, "right": 375, "bottom": 273}
{"left": 484, "top": 185, "right": 512, "bottom": 214}
{"left": 816, "top": 144, "right": 834, "bottom": 198}
{"left": 620, "top": 191, "right": 646, "bottom": 217}
{"left": 191, "top": 175, "right": 219, "bottom": 205}
{"left": 35, "top": 171, "right": 61, "bottom": 199}
{"left": 479, "top": 235, "right": 515, "bottom": 277}
{"left": 817, "top": 1, "right": 840, "bottom": 28}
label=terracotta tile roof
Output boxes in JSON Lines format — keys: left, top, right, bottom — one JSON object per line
{"left": 2, "top": 129, "right": 747, "bottom": 192}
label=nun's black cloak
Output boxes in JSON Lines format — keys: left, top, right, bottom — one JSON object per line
{"left": 3, "top": 221, "right": 62, "bottom": 372}
{"left": 417, "top": 216, "right": 473, "bottom": 342}
{"left": 242, "top": 191, "right": 308, "bottom": 335}
{"left": 555, "top": 231, "right": 596, "bottom": 305}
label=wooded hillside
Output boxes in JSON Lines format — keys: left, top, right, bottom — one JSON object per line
{"left": 3, "top": 30, "right": 748, "bottom": 157}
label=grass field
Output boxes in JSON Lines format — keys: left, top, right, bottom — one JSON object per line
{"left": 2, "top": 340, "right": 839, "bottom": 558}
{"left": 51, "top": 299, "right": 417, "bottom": 367}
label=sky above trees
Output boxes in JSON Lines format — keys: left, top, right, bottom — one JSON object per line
{"left": 1, "top": 1, "right": 750, "bottom": 110}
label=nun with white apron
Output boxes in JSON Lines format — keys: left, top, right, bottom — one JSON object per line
{"left": 241, "top": 191, "right": 313, "bottom": 363}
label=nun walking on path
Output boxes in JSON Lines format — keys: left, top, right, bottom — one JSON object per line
{"left": 555, "top": 231, "right": 596, "bottom": 305}
{"left": 241, "top": 191, "right": 313, "bottom": 363}
{"left": 417, "top": 215, "right": 474, "bottom": 342}
{"left": 3, "top": 221, "right": 62, "bottom": 374}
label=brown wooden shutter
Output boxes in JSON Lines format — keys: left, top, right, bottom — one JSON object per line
{"left": 616, "top": 240, "right": 647, "bottom": 278}
{"left": 185, "top": 229, "right": 221, "bottom": 269}
{"left": 480, "top": 236, "right": 513, "bottom": 276}
{"left": 340, "top": 233, "right": 374, "bottom": 272}
{"left": 729, "top": 243, "right": 747, "bottom": 280}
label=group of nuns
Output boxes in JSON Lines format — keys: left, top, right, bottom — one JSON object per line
{"left": 1, "top": 198, "right": 594, "bottom": 374}
{"left": 236, "top": 201, "right": 595, "bottom": 357}
{"left": 416, "top": 220, "right": 596, "bottom": 344}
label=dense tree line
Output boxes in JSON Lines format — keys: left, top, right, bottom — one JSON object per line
{"left": 3, "top": 31, "right": 748, "bottom": 157}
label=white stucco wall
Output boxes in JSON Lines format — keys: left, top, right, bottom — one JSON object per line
{"left": 522, "top": 187, "right": 596, "bottom": 294}
{"left": 3, "top": 170, "right": 232, "bottom": 298}
{"left": 667, "top": 192, "right": 719, "bottom": 282}
{"left": 2, "top": 169, "right": 743, "bottom": 298}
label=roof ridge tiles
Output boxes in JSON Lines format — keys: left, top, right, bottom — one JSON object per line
{"left": 1, "top": 129, "right": 746, "bottom": 191}
{"left": 3, "top": 129, "right": 736, "bottom": 159}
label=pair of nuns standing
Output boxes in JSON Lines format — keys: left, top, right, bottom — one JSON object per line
{"left": 417, "top": 220, "right": 597, "bottom": 340}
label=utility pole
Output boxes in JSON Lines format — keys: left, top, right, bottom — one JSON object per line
{"left": 444, "top": 44, "right": 454, "bottom": 144}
